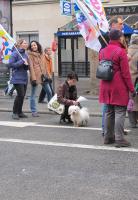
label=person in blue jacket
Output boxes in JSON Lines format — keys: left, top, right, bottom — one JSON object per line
{"left": 8, "top": 39, "right": 29, "bottom": 120}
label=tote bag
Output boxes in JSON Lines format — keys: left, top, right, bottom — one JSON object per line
{"left": 48, "top": 93, "right": 65, "bottom": 114}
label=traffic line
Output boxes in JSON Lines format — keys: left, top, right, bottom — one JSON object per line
{"left": 35, "top": 124, "right": 130, "bottom": 132}
{"left": 0, "top": 121, "right": 130, "bottom": 132}
{"left": 0, "top": 138, "right": 137, "bottom": 153}
{"left": 0, "top": 121, "right": 36, "bottom": 127}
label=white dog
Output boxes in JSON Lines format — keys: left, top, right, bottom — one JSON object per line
{"left": 68, "top": 105, "right": 89, "bottom": 127}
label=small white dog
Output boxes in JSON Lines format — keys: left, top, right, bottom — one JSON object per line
{"left": 68, "top": 105, "right": 89, "bottom": 127}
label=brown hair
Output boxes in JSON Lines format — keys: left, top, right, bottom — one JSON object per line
{"left": 110, "top": 16, "right": 122, "bottom": 27}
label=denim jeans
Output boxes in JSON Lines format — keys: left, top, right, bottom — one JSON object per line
{"left": 30, "top": 83, "right": 52, "bottom": 113}
{"left": 30, "top": 85, "right": 38, "bottom": 113}
{"left": 102, "top": 104, "right": 108, "bottom": 136}
{"left": 42, "top": 82, "right": 52, "bottom": 102}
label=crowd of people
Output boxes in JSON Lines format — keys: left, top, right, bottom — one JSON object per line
{"left": 7, "top": 16, "right": 138, "bottom": 148}
{"left": 8, "top": 39, "right": 54, "bottom": 120}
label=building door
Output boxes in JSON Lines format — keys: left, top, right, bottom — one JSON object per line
{"left": 58, "top": 35, "right": 90, "bottom": 77}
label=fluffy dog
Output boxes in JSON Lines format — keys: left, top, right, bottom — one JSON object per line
{"left": 68, "top": 105, "right": 89, "bottom": 127}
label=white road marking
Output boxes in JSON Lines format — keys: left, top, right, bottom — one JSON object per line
{"left": 0, "top": 121, "right": 131, "bottom": 132}
{"left": 0, "top": 138, "right": 137, "bottom": 153}
{"left": 0, "top": 121, "right": 36, "bottom": 127}
{"left": 35, "top": 124, "right": 130, "bottom": 132}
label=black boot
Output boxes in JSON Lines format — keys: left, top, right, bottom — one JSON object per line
{"left": 59, "top": 115, "right": 66, "bottom": 123}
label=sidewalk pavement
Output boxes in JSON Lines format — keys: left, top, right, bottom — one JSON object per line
{"left": 0, "top": 92, "right": 102, "bottom": 117}
{"left": 0, "top": 77, "right": 102, "bottom": 116}
{"left": 0, "top": 76, "right": 130, "bottom": 117}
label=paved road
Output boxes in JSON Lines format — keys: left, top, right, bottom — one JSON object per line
{"left": 0, "top": 112, "right": 138, "bottom": 200}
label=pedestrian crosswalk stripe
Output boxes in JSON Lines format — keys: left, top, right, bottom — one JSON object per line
{"left": 0, "top": 121, "right": 36, "bottom": 127}
{"left": 0, "top": 120, "right": 130, "bottom": 132}
{"left": 0, "top": 138, "right": 137, "bottom": 153}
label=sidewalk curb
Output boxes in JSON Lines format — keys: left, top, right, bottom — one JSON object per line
{"left": 0, "top": 108, "right": 102, "bottom": 117}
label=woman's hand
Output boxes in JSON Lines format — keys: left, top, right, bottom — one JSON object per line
{"left": 73, "top": 101, "right": 79, "bottom": 106}
{"left": 23, "top": 59, "right": 28, "bottom": 66}
{"left": 31, "top": 80, "right": 37, "bottom": 87}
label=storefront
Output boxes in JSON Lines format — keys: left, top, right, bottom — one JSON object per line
{"left": 57, "top": 30, "right": 90, "bottom": 77}
{"left": 57, "top": 4, "right": 138, "bottom": 78}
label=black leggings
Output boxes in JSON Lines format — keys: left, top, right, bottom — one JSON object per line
{"left": 13, "top": 84, "right": 27, "bottom": 114}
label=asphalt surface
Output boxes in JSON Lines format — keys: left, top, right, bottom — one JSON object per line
{"left": 0, "top": 79, "right": 138, "bottom": 200}
{"left": 0, "top": 112, "right": 138, "bottom": 200}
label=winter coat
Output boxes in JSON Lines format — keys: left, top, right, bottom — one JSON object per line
{"left": 57, "top": 81, "right": 77, "bottom": 106}
{"left": 99, "top": 40, "right": 134, "bottom": 106}
{"left": 43, "top": 54, "right": 53, "bottom": 78}
{"left": 128, "top": 43, "right": 138, "bottom": 111}
{"left": 28, "top": 51, "right": 46, "bottom": 84}
{"left": 8, "top": 48, "right": 28, "bottom": 85}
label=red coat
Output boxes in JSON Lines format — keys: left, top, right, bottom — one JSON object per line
{"left": 99, "top": 41, "right": 134, "bottom": 106}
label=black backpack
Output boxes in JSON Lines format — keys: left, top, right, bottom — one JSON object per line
{"left": 96, "top": 49, "right": 119, "bottom": 81}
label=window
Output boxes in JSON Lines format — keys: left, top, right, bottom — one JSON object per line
{"left": 16, "top": 31, "right": 39, "bottom": 43}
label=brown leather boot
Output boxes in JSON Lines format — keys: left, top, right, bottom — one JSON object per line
{"left": 115, "top": 139, "right": 131, "bottom": 148}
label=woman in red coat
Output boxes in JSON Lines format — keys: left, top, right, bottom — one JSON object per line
{"left": 99, "top": 29, "right": 135, "bottom": 147}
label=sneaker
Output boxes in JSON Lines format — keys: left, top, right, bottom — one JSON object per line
{"left": 18, "top": 113, "right": 28, "bottom": 118}
{"left": 12, "top": 113, "right": 19, "bottom": 120}
{"left": 32, "top": 112, "right": 39, "bottom": 117}
{"left": 115, "top": 139, "right": 131, "bottom": 148}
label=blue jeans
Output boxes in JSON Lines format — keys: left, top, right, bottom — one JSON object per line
{"left": 102, "top": 104, "right": 108, "bottom": 136}
{"left": 30, "top": 85, "right": 38, "bottom": 113}
{"left": 42, "top": 82, "right": 52, "bottom": 102}
{"left": 30, "top": 83, "right": 52, "bottom": 113}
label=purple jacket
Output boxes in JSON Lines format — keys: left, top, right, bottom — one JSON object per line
{"left": 8, "top": 48, "right": 28, "bottom": 84}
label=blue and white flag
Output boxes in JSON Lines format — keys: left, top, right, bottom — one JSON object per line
{"left": 60, "top": 0, "right": 72, "bottom": 16}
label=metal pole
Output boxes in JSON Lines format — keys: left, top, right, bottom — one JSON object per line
{"left": 10, "top": 0, "right": 13, "bottom": 36}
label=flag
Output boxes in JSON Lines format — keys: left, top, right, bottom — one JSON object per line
{"left": 74, "top": 1, "right": 101, "bottom": 52}
{"left": 83, "top": 0, "right": 109, "bottom": 33}
{"left": 0, "top": 24, "right": 15, "bottom": 64}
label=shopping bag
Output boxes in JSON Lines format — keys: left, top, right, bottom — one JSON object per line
{"left": 47, "top": 93, "right": 65, "bottom": 114}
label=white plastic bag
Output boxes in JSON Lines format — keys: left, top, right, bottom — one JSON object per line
{"left": 77, "top": 96, "right": 88, "bottom": 102}
{"left": 48, "top": 93, "right": 65, "bottom": 114}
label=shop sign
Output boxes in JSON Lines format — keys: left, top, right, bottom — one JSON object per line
{"left": 105, "top": 5, "right": 138, "bottom": 15}
{"left": 57, "top": 31, "right": 81, "bottom": 37}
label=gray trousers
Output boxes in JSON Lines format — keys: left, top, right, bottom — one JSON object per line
{"left": 128, "top": 111, "right": 138, "bottom": 127}
{"left": 104, "top": 105, "right": 127, "bottom": 141}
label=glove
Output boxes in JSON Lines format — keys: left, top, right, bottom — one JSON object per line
{"left": 31, "top": 80, "right": 37, "bottom": 87}
{"left": 48, "top": 78, "right": 52, "bottom": 83}
{"left": 131, "top": 91, "right": 136, "bottom": 98}
{"left": 41, "top": 74, "right": 49, "bottom": 83}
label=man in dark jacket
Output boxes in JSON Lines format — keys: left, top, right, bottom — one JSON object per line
{"left": 57, "top": 71, "right": 79, "bottom": 123}
{"left": 99, "top": 16, "right": 126, "bottom": 49}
